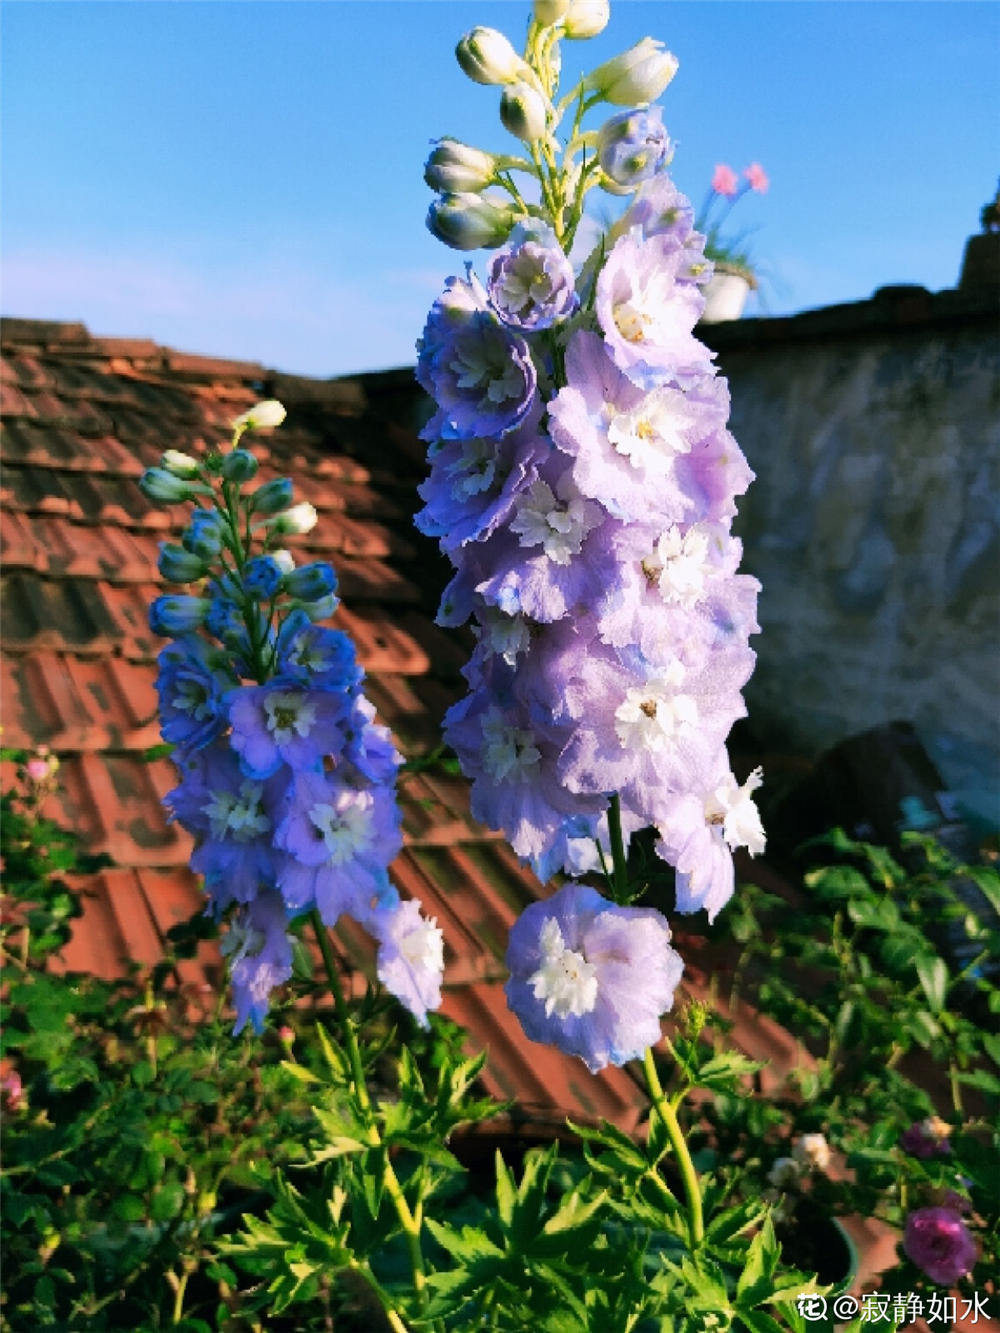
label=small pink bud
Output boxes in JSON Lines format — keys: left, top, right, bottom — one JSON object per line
{"left": 744, "top": 162, "right": 769, "bottom": 193}
{"left": 278, "top": 1026, "right": 295, "bottom": 1044}
{"left": 711, "top": 163, "right": 739, "bottom": 197}
{"left": 26, "top": 758, "right": 50, "bottom": 782}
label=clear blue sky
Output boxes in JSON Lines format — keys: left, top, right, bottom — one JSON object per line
{"left": 3, "top": 1, "right": 998, "bottom": 377}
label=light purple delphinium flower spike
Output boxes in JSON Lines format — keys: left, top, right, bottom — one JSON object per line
{"left": 415, "top": 412, "right": 550, "bottom": 555}
{"left": 505, "top": 882, "right": 683, "bottom": 1072}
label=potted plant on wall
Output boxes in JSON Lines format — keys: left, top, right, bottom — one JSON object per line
{"left": 696, "top": 161, "right": 769, "bottom": 322}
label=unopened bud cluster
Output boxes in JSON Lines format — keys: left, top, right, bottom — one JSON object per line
{"left": 424, "top": 2, "right": 680, "bottom": 252}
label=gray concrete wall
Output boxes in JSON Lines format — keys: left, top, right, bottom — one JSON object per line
{"left": 703, "top": 285, "right": 1000, "bottom": 825}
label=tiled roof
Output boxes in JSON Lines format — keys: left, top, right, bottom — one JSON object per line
{"left": 1, "top": 316, "right": 661, "bottom": 1129}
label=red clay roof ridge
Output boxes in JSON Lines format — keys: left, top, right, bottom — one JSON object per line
{"left": 0, "top": 317, "right": 410, "bottom": 415}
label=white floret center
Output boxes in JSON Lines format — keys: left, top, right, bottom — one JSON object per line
{"left": 529, "top": 917, "right": 598, "bottom": 1019}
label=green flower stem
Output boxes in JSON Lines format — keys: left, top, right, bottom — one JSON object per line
{"left": 309, "top": 912, "right": 434, "bottom": 1329}
{"left": 642, "top": 1047, "right": 704, "bottom": 1247}
{"left": 605, "top": 792, "right": 704, "bottom": 1248}
{"left": 608, "top": 793, "right": 627, "bottom": 900}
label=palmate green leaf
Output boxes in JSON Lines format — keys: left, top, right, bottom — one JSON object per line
{"left": 423, "top": 1261, "right": 488, "bottom": 1319}
{"left": 670, "top": 1254, "right": 730, "bottom": 1309}
{"left": 507, "top": 1143, "right": 557, "bottom": 1248}
{"left": 982, "top": 1031, "right": 1000, "bottom": 1065}
{"left": 532, "top": 1187, "right": 609, "bottom": 1260}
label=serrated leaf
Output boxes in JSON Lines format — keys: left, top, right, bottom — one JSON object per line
{"left": 955, "top": 1067, "right": 1000, "bottom": 1094}
{"left": 736, "top": 1217, "right": 778, "bottom": 1304}
{"left": 494, "top": 1150, "right": 516, "bottom": 1228}
{"left": 705, "top": 1199, "right": 766, "bottom": 1248}
{"left": 314, "top": 1021, "right": 350, "bottom": 1080}
{"left": 736, "top": 1308, "right": 788, "bottom": 1333}
{"left": 540, "top": 1187, "right": 608, "bottom": 1243}
{"left": 281, "top": 1059, "right": 321, "bottom": 1085}
{"left": 425, "top": 1218, "right": 505, "bottom": 1262}
{"left": 904, "top": 1009, "right": 940, "bottom": 1046}
{"left": 310, "top": 1106, "right": 369, "bottom": 1160}
{"left": 696, "top": 1050, "right": 764, "bottom": 1091}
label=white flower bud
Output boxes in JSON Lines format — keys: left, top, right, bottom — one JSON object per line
{"left": 424, "top": 138, "right": 497, "bottom": 193}
{"left": 585, "top": 37, "right": 678, "bottom": 105}
{"left": 456, "top": 26, "right": 532, "bottom": 86}
{"left": 534, "top": 0, "right": 571, "bottom": 25}
{"left": 426, "top": 192, "right": 516, "bottom": 251}
{"left": 563, "top": 0, "right": 610, "bottom": 39}
{"left": 500, "top": 81, "right": 549, "bottom": 143}
{"left": 269, "top": 548, "right": 296, "bottom": 575}
{"left": 266, "top": 502, "right": 318, "bottom": 536}
{"left": 232, "top": 399, "right": 286, "bottom": 431}
{"left": 792, "top": 1133, "right": 832, "bottom": 1173}
{"left": 160, "top": 449, "right": 201, "bottom": 479}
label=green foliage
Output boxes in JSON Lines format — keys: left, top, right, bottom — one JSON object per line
{"left": 0, "top": 752, "right": 313, "bottom": 1331}
{"left": 7, "top": 728, "right": 997, "bottom": 1330}
{"left": 711, "top": 828, "right": 999, "bottom": 1300}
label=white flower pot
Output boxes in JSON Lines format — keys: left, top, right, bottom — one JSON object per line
{"left": 700, "top": 270, "right": 753, "bottom": 324}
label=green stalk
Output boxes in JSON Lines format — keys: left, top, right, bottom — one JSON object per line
{"left": 607, "top": 793, "right": 627, "bottom": 901}
{"left": 643, "top": 1048, "right": 704, "bottom": 1247}
{"left": 605, "top": 792, "right": 704, "bottom": 1247}
{"left": 310, "top": 913, "right": 437, "bottom": 1331}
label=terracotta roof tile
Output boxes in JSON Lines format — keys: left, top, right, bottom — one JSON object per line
{"left": 2, "top": 652, "right": 158, "bottom": 751}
